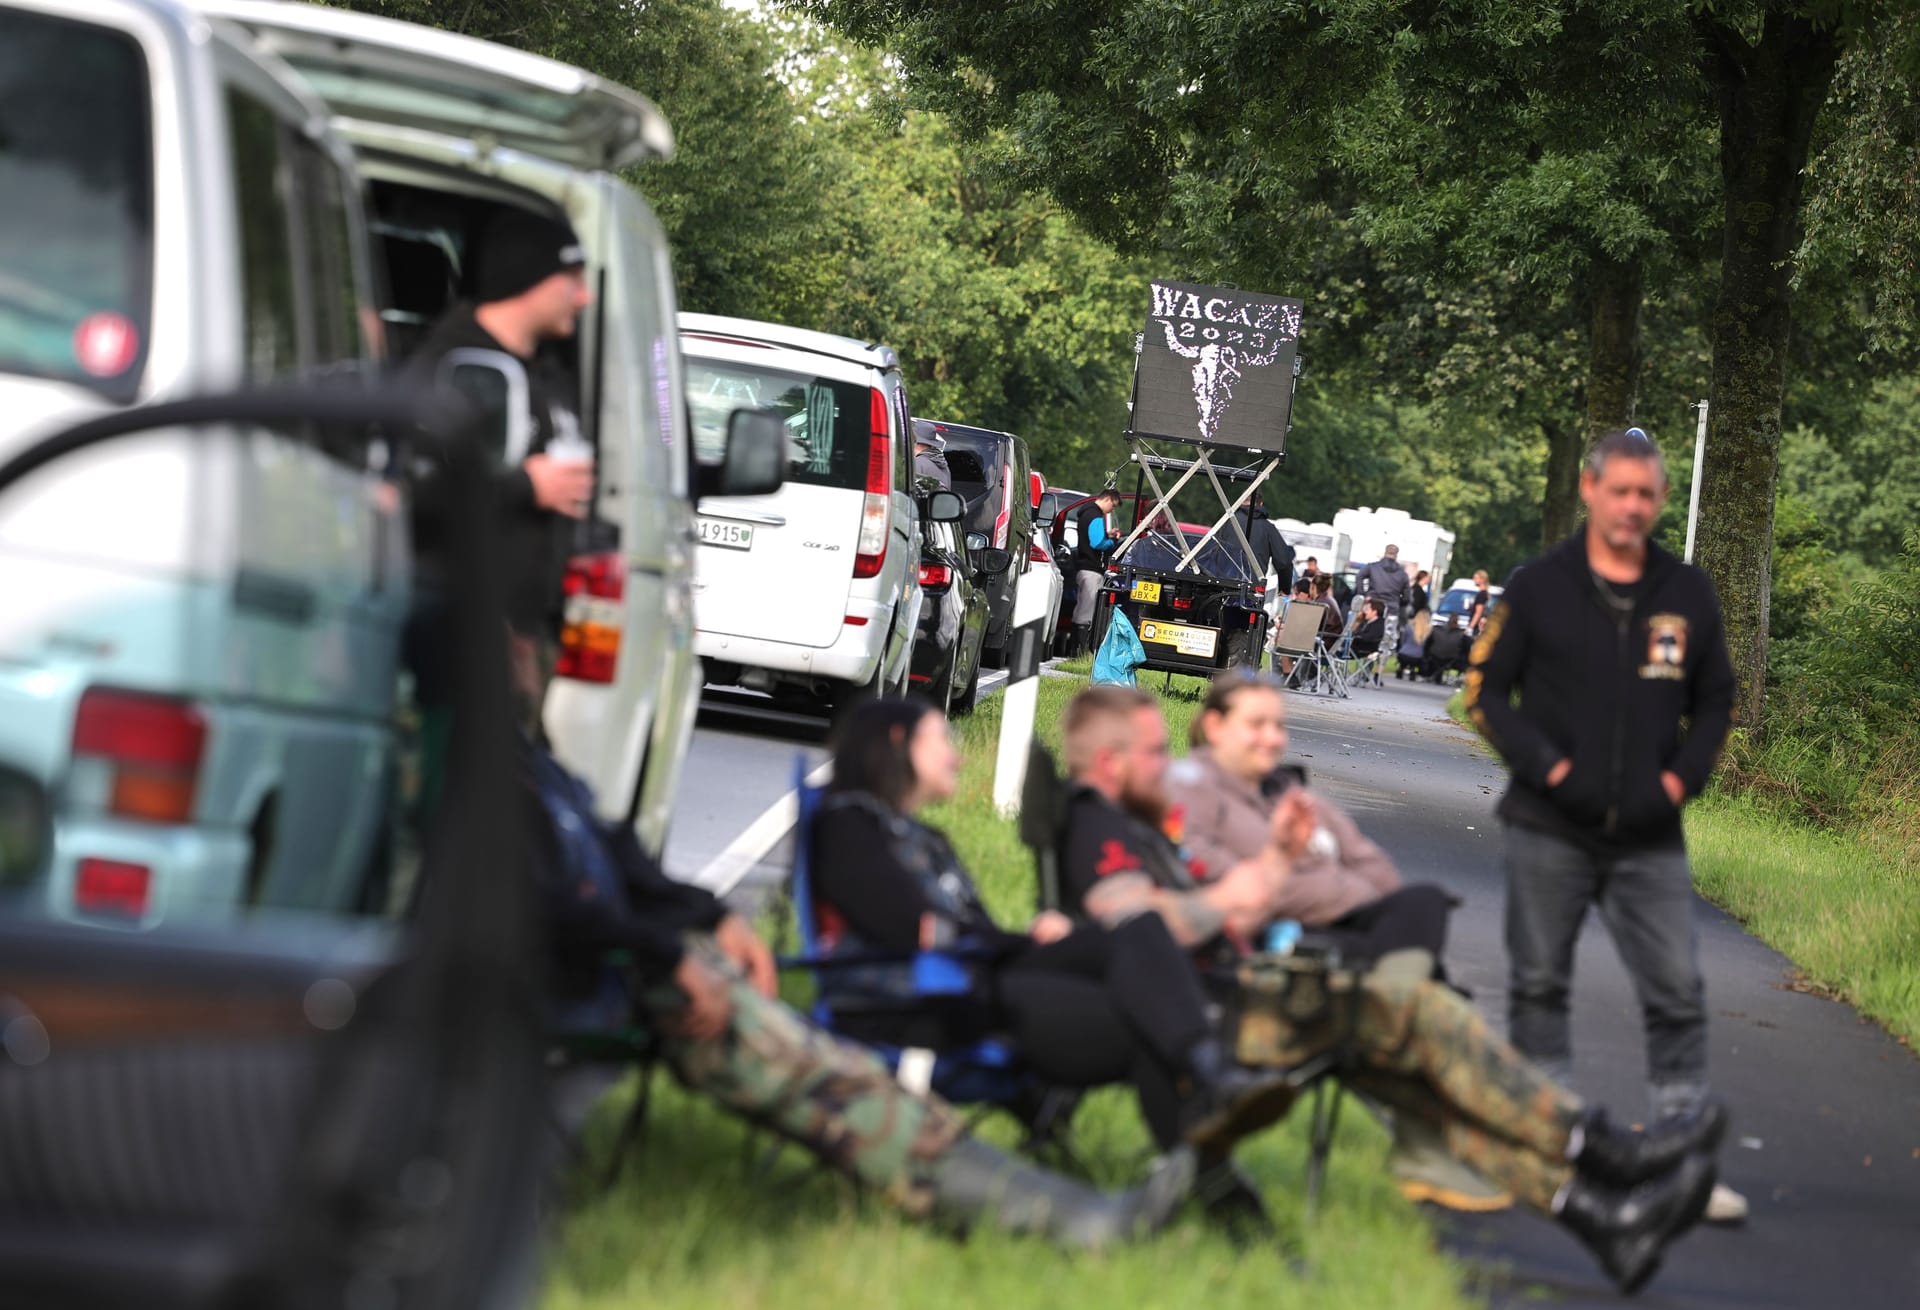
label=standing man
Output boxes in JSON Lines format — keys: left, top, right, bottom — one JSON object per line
{"left": 912, "top": 418, "right": 952, "bottom": 489}
{"left": 1465, "top": 427, "right": 1743, "bottom": 1223}
{"left": 411, "top": 209, "right": 595, "bottom": 729}
{"left": 1067, "top": 485, "right": 1122, "bottom": 656}
{"left": 1355, "top": 544, "right": 1412, "bottom": 619}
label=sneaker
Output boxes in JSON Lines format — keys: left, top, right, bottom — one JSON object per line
{"left": 1388, "top": 1117, "right": 1513, "bottom": 1213}
{"left": 1704, "top": 1181, "right": 1748, "bottom": 1224}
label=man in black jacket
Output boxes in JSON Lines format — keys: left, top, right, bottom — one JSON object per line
{"left": 1465, "top": 428, "right": 1743, "bottom": 1223}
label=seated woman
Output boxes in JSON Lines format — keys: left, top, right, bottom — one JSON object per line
{"left": 810, "top": 698, "right": 1291, "bottom": 1159}
{"left": 1167, "top": 670, "right": 1454, "bottom": 965}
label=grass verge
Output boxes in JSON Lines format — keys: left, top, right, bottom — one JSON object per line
{"left": 542, "top": 673, "right": 1475, "bottom": 1310}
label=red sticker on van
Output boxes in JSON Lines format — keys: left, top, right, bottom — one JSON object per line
{"left": 73, "top": 312, "right": 140, "bottom": 377}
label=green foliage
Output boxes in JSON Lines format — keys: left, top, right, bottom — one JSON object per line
{"left": 1778, "top": 376, "right": 1920, "bottom": 570}
{"left": 1765, "top": 492, "right": 1836, "bottom": 651}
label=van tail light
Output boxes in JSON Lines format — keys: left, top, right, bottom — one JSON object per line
{"left": 1029, "top": 470, "right": 1045, "bottom": 511}
{"left": 1172, "top": 597, "right": 1193, "bottom": 610}
{"left": 994, "top": 465, "right": 1014, "bottom": 550}
{"left": 71, "top": 688, "right": 205, "bottom": 824}
{"left": 558, "top": 551, "right": 624, "bottom": 683}
{"left": 918, "top": 562, "right": 952, "bottom": 589}
{"left": 76, "top": 858, "right": 151, "bottom": 919}
{"left": 854, "top": 389, "right": 892, "bottom": 578}
{"left": 1028, "top": 543, "right": 1049, "bottom": 564}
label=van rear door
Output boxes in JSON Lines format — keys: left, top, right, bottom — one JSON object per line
{"left": 199, "top": 0, "right": 672, "bottom": 169}
{"left": 682, "top": 346, "right": 868, "bottom": 650}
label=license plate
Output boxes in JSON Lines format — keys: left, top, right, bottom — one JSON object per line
{"left": 698, "top": 518, "right": 754, "bottom": 551}
{"left": 1138, "top": 619, "right": 1218, "bottom": 659}
{"left": 1130, "top": 579, "right": 1162, "bottom": 603}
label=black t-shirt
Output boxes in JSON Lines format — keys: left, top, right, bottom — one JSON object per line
{"left": 1059, "top": 789, "right": 1194, "bottom": 918}
{"left": 409, "top": 305, "right": 584, "bottom": 637}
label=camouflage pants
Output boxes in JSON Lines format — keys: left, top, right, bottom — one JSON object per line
{"left": 648, "top": 939, "right": 967, "bottom": 1218}
{"left": 1349, "top": 959, "right": 1584, "bottom": 1209}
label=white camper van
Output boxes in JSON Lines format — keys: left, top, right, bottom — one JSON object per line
{"left": 1273, "top": 518, "right": 1353, "bottom": 576}
{"left": 0, "top": 0, "right": 767, "bottom": 931}
{"left": 1333, "top": 506, "right": 1456, "bottom": 601}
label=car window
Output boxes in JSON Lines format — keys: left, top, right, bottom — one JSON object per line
{"left": 227, "top": 87, "right": 302, "bottom": 380}
{"left": 0, "top": 10, "right": 152, "bottom": 401}
{"left": 892, "top": 379, "right": 912, "bottom": 494}
{"left": 291, "top": 136, "right": 364, "bottom": 369}
{"left": 685, "top": 358, "right": 872, "bottom": 490}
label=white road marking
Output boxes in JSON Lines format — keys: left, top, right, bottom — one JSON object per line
{"left": 689, "top": 757, "right": 834, "bottom": 896}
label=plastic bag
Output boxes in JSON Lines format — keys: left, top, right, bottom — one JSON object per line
{"left": 1091, "top": 609, "right": 1147, "bottom": 686}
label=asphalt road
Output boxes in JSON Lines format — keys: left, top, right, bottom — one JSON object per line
{"left": 1278, "top": 675, "right": 1920, "bottom": 1307}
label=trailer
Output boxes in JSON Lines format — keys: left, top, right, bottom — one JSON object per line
{"left": 1085, "top": 279, "right": 1307, "bottom": 681}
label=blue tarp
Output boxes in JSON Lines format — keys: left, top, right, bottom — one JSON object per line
{"left": 1091, "top": 609, "right": 1147, "bottom": 686}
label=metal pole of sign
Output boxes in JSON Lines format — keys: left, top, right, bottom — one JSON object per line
{"left": 1683, "top": 399, "right": 1709, "bottom": 564}
{"left": 992, "top": 560, "right": 1055, "bottom": 817}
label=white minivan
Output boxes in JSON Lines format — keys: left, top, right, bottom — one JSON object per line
{"left": 681, "top": 314, "right": 921, "bottom": 710}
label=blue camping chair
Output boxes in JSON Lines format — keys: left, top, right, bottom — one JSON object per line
{"left": 778, "top": 757, "right": 1082, "bottom": 1157}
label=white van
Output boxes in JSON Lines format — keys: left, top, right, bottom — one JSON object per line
{"left": 0, "top": 0, "right": 755, "bottom": 931}
{"left": 680, "top": 313, "right": 921, "bottom": 710}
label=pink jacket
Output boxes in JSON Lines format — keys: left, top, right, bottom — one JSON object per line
{"left": 1165, "top": 746, "right": 1401, "bottom": 926}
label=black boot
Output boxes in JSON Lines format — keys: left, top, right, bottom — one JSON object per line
{"left": 1577, "top": 1100, "right": 1728, "bottom": 1187}
{"left": 1193, "top": 1150, "right": 1275, "bottom": 1246}
{"left": 1557, "top": 1151, "right": 1716, "bottom": 1294}
{"left": 1178, "top": 1037, "right": 1297, "bottom": 1152}
{"left": 923, "top": 1137, "right": 1194, "bottom": 1251}
{"left": 1070, "top": 623, "right": 1093, "bottom": 658}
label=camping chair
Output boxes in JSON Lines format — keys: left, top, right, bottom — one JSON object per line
{"left": 778, "top": 757, "right": 1084, "bottom": 1163}
{"left": 1018, "top": 741, "right": 1354, "bottom": 1218}
{"left": 1272, "top": 600, "right": 1343, "bottom": 697}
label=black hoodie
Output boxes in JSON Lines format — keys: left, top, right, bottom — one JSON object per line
{"left": 1465, "top": 533, "right": 1735, "bottom": 851}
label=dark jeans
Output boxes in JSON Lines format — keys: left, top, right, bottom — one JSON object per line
{"left": 992, "top": 914, "right": 1211, "bottom": 1149}
{"left": 1326, "top": 883, "right": 1454, "bottom": 962}
{"left": 1502, "top": 824, "right": 1707, "bottom": 1093}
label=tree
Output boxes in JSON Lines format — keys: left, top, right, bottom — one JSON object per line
{"left": 805, "top": 0, "right": 1913, "bottom": 723}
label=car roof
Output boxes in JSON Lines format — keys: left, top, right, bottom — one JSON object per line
{"left": 679, "top": 312, "right": 898, "bottom": 372}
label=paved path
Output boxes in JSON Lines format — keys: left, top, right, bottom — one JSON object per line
{"left": 1278, "top": 676, "right": 1920, "bottom": 1307}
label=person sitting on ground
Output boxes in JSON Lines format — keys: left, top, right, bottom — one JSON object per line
{"left": 808, "top": 698, "right": 1293, "bottom": 1165}
{"left": 1423, "top": 614, "right": 1471, "bottom": 683}
{"left": 520, "top": 665, "right": 1194, "bottom": 1250}
{"left": 1053, "top": 685, "right": 1726, "bottom": 1293}
{"left": 1395, "top": 614, "right": 1428, "bottom": 680}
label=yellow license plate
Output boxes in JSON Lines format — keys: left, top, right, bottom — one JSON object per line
{"left": 1137, "top": 620, "right": 1219, "bottom": 659}
{"left": 1130, "top": 579, "right": 1162, "bottom": 603}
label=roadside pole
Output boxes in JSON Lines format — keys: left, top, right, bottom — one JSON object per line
{"left": 992, "top": 564, "right": 1052, "bottom": 817}
{"left": 1684, "top": 399, "right": 1709, "bottom": 563}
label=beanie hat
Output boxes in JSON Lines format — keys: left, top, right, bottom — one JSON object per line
{"left": 473, "top": 209, "right": 586, "bottom": 303}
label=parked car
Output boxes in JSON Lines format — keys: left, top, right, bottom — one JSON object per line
{"left": 681, "top": 313, "right": 921, "bottom": 712}
{"left": 928, "top": 421, "right": 1034, "bottom": 667}
{"left": 1025, "top": 517, "right": 1066, "bottom": 661}
{"left": 908, "top": 491, "right": 1002, "bottom": 715}
{"left": 1434, "top": 579, "right": 1503, "bottom": 630}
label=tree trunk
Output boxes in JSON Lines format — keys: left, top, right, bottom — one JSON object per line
{"left": 1544, "top": 256, "right": 1646, "bottom": 546}
{"left": 1695, "top": 12, "right": 1839, "bottom": 728}
{"left": 1540, "top": 416, "right": 1585, "bottom": 547}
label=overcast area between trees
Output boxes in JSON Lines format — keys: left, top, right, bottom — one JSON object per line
{"left": 352, "top": 0, "right": 1919, "bottom": 741}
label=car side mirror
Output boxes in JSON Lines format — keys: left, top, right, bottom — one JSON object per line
{"left": 976, "top": 547, "right": 1014, "bottom": 576}
{"left": 964, "top": 530, "right": 989, "bottom": 553}
{"left": 697, "top": 406, "right": 786, "bottom": 501}
{"left": 1035, "top": 492, "right": 1058, "bottom": 529}
{"left": 438, "top": 348, "right": 532, "bottom": 465}
{"left": 925, "top": 490, "right": 966, "bottom": 524}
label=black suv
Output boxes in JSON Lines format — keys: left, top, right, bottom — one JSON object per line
{"left": 927, "top": 421, "right": 1034, "bottom": 666}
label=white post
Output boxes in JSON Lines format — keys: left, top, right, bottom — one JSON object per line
{"left": 1684, "top": 400, "right": 1709, "bottom": 564}
{"left": 992, "top": 562, "right": 1053, "bottom": 817}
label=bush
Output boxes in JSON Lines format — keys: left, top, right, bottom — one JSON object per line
{"left": 1724, "top": 530, "right": 1920, "bottom": 855}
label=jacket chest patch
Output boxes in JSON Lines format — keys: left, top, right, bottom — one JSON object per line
{"left": 1641, "top": 613, "right": 1689, "bottom": 681}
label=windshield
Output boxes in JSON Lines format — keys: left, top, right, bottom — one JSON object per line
{"left": 0, "top": 11, "right": 153, "bottom": 401}
{"left": 685, "top": 358, "right": 870, "bottom": 490}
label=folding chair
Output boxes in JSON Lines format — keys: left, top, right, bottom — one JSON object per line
{"left": 779, "top": 757, "right": 1083, "bottom": 1162}
{"left": 1272, "top": 600, "right": 1342, "bottom": 697}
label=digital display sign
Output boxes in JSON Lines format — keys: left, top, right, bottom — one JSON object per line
{"left": 1131, "top": 280, "right": 1304, "bottom": 454}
